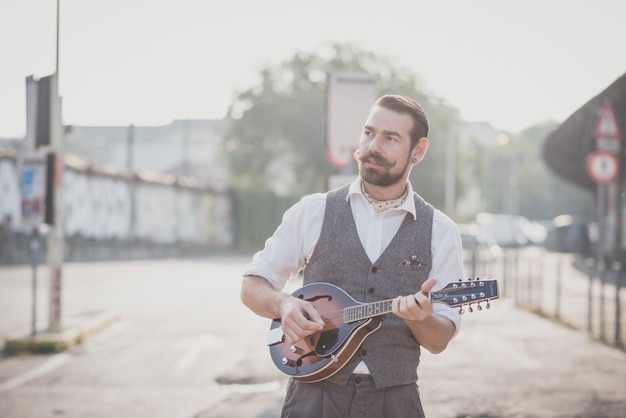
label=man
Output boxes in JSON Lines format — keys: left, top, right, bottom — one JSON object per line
{"left": 241, "top": 94, "right": 464, "bottom": 417}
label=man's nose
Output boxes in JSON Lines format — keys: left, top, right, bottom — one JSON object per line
{"left": 368, "top": 135, "right": 383, "bottom": 153}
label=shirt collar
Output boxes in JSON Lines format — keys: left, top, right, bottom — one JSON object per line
{"left": 347, "top": 177, "right": 417, "bottom": 220}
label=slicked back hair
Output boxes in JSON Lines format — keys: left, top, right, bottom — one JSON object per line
{"left": 374, "top": 94, "right": 429, "bottom": 149}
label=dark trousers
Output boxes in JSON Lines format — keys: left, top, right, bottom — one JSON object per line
{"left": 281, "top": 374, "right": 425, "bottom": 418}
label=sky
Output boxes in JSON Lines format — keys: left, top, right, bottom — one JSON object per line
{"left": 1, "top": 0, "right": 625, "bottom": 138}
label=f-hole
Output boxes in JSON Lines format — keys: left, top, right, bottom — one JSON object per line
{"left": 298, "top": 294, "right": 332, "bottom": 303}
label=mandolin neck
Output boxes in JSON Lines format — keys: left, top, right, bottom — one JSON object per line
{"left": 343, "top": 297, "right": 423, "bottom": 322}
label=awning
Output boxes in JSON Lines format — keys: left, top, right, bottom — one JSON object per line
{"left": 543, "top": 73, "right": 626, "bottom": 191}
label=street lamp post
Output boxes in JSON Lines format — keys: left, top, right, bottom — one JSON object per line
{"left": 48, "top": 0, "right": 65, "bottom": 333}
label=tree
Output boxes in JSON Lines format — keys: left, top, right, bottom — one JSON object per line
{"left": 221, "top": 42, "right": 463, "bottom": 249}
{"left": 222, "top": 42, "right": 461, "bottom": 203}
{"left": 478, "top": 122, "right": 593, "bottom": 220}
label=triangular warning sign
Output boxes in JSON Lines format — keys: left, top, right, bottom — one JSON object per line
{"left": 594, "top": 101, "right": 621, "bottom": 139}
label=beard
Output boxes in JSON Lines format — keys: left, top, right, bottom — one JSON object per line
{"left": 356, "top": 151, "right": 412, "bottom": 187}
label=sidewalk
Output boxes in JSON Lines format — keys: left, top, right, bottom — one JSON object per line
{"left": 0, "top": 263, "right": 120, "bottom": 355}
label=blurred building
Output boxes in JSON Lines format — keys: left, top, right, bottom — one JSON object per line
{"left": 0, "top": 119, "right": 233, "bottom": 265}
{"left": 462, "top": 120, "right": 507, "bottom": 148}
{"left": 64, "top": 119, "right": 228, "bottom": 191}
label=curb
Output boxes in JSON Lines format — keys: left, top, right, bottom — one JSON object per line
{"left": 3, "top": 310, "right": 120, "bottom": 354}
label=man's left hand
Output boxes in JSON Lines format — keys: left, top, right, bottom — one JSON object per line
{"left": 391, "top": 277, "right": 437, "bottom": 321}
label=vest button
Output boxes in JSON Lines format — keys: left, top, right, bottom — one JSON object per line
{"left": 371, "top": 266, "right": 378, "bottom": 273}
{"left": 361, "top": 349, "right": 367, "bottom": 356}
{"left": 355, "top": 376, "right": 362, "bottom": 384}
{"left": 368, "top": 287, "right": 375, "bottom": 293}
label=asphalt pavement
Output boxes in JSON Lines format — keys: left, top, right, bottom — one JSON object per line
{"left": 198, "top": 299, "right": 626, "bottom": 418}
{"left": 1, "top": 256, "right": 626, "bottom": 418}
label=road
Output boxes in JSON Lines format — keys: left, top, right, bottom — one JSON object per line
{"left": 1, "top": 255, "right": 626, "bottom": 418}
{"left": 0, "top": 257, "right": 284, "bottom": 418}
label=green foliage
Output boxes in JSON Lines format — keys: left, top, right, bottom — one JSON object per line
{"left": 222, "top": 42, "right": 461, "bottom": 197}
{"left": 221, "top": 42, "right": 463, "bottom": 248}
{"left": 221, "top": 42, "right": 593, "bottom": 250}
{"left": 480, "top": 122, "right": 593, "bottom": 220}
{"left": 230, "top": 188, "right": 297, "bottom": 252}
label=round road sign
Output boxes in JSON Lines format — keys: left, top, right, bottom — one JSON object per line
{"left": 586, "top": 151, "right": 620, "bottom": 184}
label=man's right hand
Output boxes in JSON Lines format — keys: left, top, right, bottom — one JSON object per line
{"left": 241, "top": 275, "right": 325, "bottom": 344}
{"left": 279, "top": 296, "right": 325, "bottom": 345}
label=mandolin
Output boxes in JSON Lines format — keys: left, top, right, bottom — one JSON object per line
{"left": 267, "top": 278, "right": 499, "bottom": 382}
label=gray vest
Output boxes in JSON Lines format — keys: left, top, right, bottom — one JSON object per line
{"left": 303, "top": 184, "right": 434, "bottom": 388}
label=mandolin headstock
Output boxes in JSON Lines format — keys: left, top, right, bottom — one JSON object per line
{"left": 430, "top": 277, "right": 499, "bottom": 313}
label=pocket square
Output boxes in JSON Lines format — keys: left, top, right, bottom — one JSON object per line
{"left": 399, "top": 255, "right": 426, "bottom": 267}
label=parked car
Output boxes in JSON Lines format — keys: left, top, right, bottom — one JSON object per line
{"left": 547, "top": 214, "right": 591, "bottom": 254}
{"left": 474, "top": 212, "right": 548, "bottom": 248}
{"left": 457, "top": 223, "right": 481, "bottom": 248}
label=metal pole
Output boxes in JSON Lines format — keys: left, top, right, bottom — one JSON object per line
{"left": 30, "top": 230, "right": 40, "bottom": 336}
{"left": 555, "top": 255, "right": 562, "bottom": 320}
{"left": 614, "top": 261, "right": 622, "bottom": 347}
{"left": 183, "top": 120, "right": 191, "bottom": 177}
{"left": 48, "top": 0, "right": 64, "bottom": 332}
{"left": 587, "top": 257, "right": 595, "bottom": 334}
{"left": 56, "top": 0, "right": 60, "bottom": 74}
{"left": 470, "top": 246, "right": 477, "bottom": 280}
{"left": 597, "top": 184, "right": 607, "bottom": 342}
{"left": 444, "top": 125, "right": 456, "bottom": 216}
{"left": 126, "top": 124, "right": 135, "bottom": 172}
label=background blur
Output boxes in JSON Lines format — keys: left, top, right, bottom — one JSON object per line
{"left": 1, "top": 0, "right": 625, "bottom": 262}
{"left": 2, "top": 3, "right": 626, "bottom": 417}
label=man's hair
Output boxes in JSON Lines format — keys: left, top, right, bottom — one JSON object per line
{"left": 374, "top": 94, "right": 429, "bottom": 148}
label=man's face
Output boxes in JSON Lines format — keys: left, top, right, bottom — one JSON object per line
{"left": 356, "top": 105, "right": 424, "bottom": 188}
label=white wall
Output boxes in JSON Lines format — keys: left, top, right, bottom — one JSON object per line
{"left": 0, "top": 155, "right": 232, "bottom": 247}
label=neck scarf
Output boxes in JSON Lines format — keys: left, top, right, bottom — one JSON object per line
{"left": 361, "top": 183, "right": 408, "bottom": 214}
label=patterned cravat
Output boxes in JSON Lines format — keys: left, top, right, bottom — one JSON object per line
{"left": 361, "top": 184, "right": 408, "bottom": 214}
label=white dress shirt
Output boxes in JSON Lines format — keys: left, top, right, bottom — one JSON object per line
{"left": 244, "top": 177, "right": 464, "bottom": 334}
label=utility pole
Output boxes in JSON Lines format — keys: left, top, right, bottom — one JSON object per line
{"left": 48, "top": 0, "right": 65, "bottom": 332}
{"left": 21, "top": 0, "right": 64, "bottom": 334}
{"left": 444, "top": 124, "right": 457, "bottom": 217}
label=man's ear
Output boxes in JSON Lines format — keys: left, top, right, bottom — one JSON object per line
{"left": 411, "top": 137, "right": 429, "bottom": 164}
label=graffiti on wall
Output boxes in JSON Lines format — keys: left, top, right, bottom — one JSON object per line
{"left": 0, "top": 158, "right": 22, "bottom": 229}
{"left": 64, "top": 170, "right": 132, "bottom": 240}
{"left": 0, "top": 155, "right": 231, "bottom": 247}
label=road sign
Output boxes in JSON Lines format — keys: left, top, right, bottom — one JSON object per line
{"left": 594, "top": 101, "right": 621, "bottom": 140}
{"left": 19, "top": 153, "right": 47, "bottom": 231}
{"left": 586, "top": 151, "right": 620, "bottom": 184}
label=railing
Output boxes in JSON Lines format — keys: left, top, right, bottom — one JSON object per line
{"left": 463, "top": 245, "right": 625, "bottom": 350}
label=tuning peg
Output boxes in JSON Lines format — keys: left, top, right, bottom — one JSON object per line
{"left": 486, "top": 301, "right": 491, "bottom": 309}
{"left": 477, "top": 304, "right": 483, "bottom": 311}
{"left": 458, "top": 307, "right": 465, "bottom": 314}
{"left": 468, "top": 305, "right": 474, "bottom": 313}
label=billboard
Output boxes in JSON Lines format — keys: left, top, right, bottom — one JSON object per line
{"left": 326, "top": 72, "right": 377, "bottom": 168}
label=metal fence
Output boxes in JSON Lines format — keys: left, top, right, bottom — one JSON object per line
{"left": 464, "top": 245, "right": 625, "bottom": 350}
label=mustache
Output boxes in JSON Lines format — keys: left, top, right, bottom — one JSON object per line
{"left": 356, "top": 151, "right": 394, "bottom": 168}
